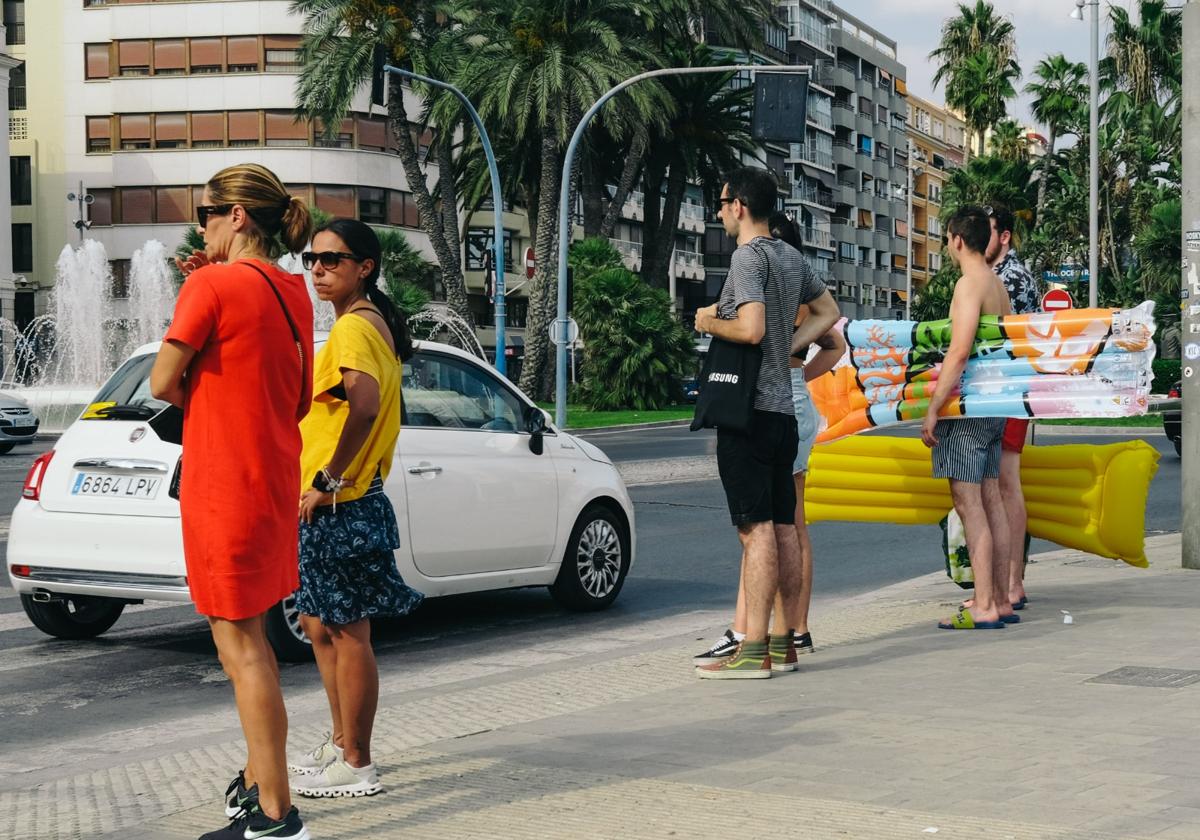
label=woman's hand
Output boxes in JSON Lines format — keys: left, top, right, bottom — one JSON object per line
{"left": 299, "top": 488, "right": 333, "bottom": 524}
{"left": 175, "top": 250, "right": 211, "bottom": 277}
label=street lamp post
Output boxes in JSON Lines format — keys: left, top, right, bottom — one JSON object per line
{"left": 381, "top": 65, "right": 509, "bottom": 376}
{"left": 553, "top": 64, "right": 812, "bottom": 429}
{"left": 1072, "top": 0, "right": 1100, "bottom": 308}
{"left": 66, "top": 181, "right": 94, "bottom": 243}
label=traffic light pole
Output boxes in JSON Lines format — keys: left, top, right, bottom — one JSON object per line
{"left": 382, "top": 65, "right": 508, "bottom": 377}
{"left": 1181, "top": 1, "right": 1198, "bottom": 569}
{"left": 553, "top": 64, "right": 811, "bottom": 429}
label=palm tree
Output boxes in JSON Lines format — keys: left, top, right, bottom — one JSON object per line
{"left": 944, "top": 46, "right": 1020, "bottom": 157}
{"left": 1106, "top": 0, "right": 1182, "bottom": 108}
{"left": 639, "top": 43, "right": 757, "bottom": 289}
{"left": 989, "top": 119, "right": 1027, "bottom": 163}
{"left": 453, "top": 0, "right": 663, "bottom": 399}
{"left": 940, "top": 155, "right": 1034, "bottom": 222}
{"left": 1025, "top": 54, "right": 1087, "bottom": 220}
{"left": 291, "top": 0, "right": 472, "bottom": 326}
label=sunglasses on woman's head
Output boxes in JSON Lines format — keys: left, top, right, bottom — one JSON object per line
{"left": 301, "top": 251, "right": 362, "bottom": 271}
{"left": 195, "top": 204, "right": 233, "bottom": 227}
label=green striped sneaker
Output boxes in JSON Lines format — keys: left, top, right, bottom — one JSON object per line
{"left": 695, "top": 641, "right": 771, "bottom": 679}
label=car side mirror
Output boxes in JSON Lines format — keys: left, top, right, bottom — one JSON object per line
{"left": 525, "top": 405, "right": 546, "bottom": 455}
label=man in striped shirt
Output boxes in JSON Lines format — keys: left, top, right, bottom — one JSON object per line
{"left": 920, "top": 206, "right": 1017, "bottom": 631}
{"left": 693, "top": 167, "right": 840, "bottom": 677}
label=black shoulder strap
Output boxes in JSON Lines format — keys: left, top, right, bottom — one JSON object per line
{"left": 244, "top": 261, "right": 307, "bottom": 412}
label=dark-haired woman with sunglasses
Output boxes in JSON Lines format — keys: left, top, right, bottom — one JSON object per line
{"left": 286, "top": 219, "right": 422, "bottom": 800}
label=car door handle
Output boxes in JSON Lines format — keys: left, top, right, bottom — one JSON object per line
{"left": 407, "top": 465, "right": 443, "bottom": 475}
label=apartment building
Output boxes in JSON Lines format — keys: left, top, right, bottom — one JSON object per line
{"left": 826, "top": 8, "right": 909, "bottom": 319}
{"left": 906, "top": 94, "right": 966, "bottom": 291}
{"left": 0, "top": 10, "right": 21, "bottom": 320}
{"left": 2, "top": 0, "right": 33, "bottom": 327}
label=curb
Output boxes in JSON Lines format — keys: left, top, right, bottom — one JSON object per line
{"left": 570, "top": 418, "right": 694, "bottom": 434}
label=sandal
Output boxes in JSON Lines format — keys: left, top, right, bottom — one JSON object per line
{"left": 938, "top": 608, "right": 1006, "bottom": 630}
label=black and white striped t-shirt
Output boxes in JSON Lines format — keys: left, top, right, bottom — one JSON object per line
{"left": 717, "top": 237, "right": 826, "bottom": 415}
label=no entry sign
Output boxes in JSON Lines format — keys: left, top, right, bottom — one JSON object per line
{"left": 1041, "top": 288, "right": 1074, "bottom": 311}
{"left": 525, "top": 247, "right": 536, "bottom": 279}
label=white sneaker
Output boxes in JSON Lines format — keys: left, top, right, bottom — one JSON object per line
{"left": 287, "top": 733, "right": 343, "bottom": 776}
{"left": 291, "top": 759, "right": 383, "bottom": 798}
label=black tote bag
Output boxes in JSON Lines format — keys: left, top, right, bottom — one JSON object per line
{"left": 690, "top": 244, "right": 770, "bottom": 433}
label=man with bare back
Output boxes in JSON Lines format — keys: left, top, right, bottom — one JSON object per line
{"left": 920, "top": 205, "right": 1016, "bottom": 631}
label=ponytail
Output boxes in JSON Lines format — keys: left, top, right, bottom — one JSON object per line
{"left": 366, "top": 283, "right": 414, "bottom": 362}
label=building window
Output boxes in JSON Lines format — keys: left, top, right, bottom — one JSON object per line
{"left": 226, "top": 36, "right": 260, "bottom": 72}
{"left": 90, "top": 188, "right": 113, "bottom": 226}
{"left": 117, "top": 41, "right": 150, "bottom": 76}
{"left": 875, "top": 286, "right": 890, "bottom": 306}
{"left": 11, "top": 223, "right": 32, "bottom": 272}
{"left": 356, "top": 116, "right": 387, "bottom": 152}
{"left": 265, "top": 110, "right": 308, "bottom": 147}
{"left": 110, "top": 260, "right": 130, "bottom": 299}
{"left": 155, "top": 186, "right": 189, "bottom": 223}
{"left": 860, "top": 283, "right": 874, "bottom": 306}
{"left": 191, "top": 112, "right": 225, "bottom": 148}
{"left": 190, "top": 38, "right": 223, "bottom": 73}
{"left": 387, "top": 190, "right": 420, "bottom": 228}
{"left": 86, "top": 116, "right": 111, "bottom": 152}
{"left": 264, "top": 36, "right": 302, "bottom": 72}
{"left": 154, "top": 113, "right": 188, "bottom": 149}
{"left": 153, "top": 39, "right": 186, "bottom": 76}
{"left": 119, "top": 187, "right": 153, "bottom": 224}
{"left": 929, "top": 252, "right": 942, "bottom": 271}
{"left": 836, "top": 281, "right": 855, "bottom": 302}
{"left": 3, "top": 0, "right": 24, "bottom": 45}
{"left": 359, "top": 187, "right": 387, "bottom": 224}
{"left": 9, "top": 155, "right": 30, "bottom": 205}
{"left": 118, "top": 114, "right": 152, "bottom": 150}
{"left": 314, "top": 118, "right": 353, "bottom": 149}
{"left": 8, "top": 61, "right": 24, "bottom": 110}
{"left": 85, "top": 43, "right": 110, "bottom": 79}
{"left": 314, "top": 185, "right": 356, "bottom": 218}
{"left": 466, "top": 229, "right": 515, "bottom": 271}
{"left": 228, "top": 111, "right": 261, "bottom": 147}
{"left": 838, "top": 242, "right": 855, "bottom": 263}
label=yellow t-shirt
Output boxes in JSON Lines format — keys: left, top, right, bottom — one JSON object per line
{"left": 299, "top": 313, "right": 401, "bottom": 504}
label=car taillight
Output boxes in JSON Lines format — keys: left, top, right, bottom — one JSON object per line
{"left": 22, "top": 451, "right": 54, "bottom": 500}
{"left": 1169, "top": 387, "right": 1180, "bottom": 399}
{"left": 10, "top": 564, "right": 30, "bottom": 578}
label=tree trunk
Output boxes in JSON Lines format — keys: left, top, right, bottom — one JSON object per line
{"left": 582, "top": 158, "right": 605, "bottom": 238}
{"left": 518, "top": 128, "right": 563, "bottom": 401}
{"left": 435, "top": 128, "right": 470, "bottom": 326}
{"left": 640, "top": 157, "right": 666, "bottom": 286}
{"left": 645, "top": 155, "right": 687, "bottom": 291}
{"left": 599, "top": 133, "right": 646, "bottom": 240}
{"left": 1035, "top": 127, "right": 1056, "bottom": 224}
{"left": 386, "top": 75, "right": 469, "bottom": 325}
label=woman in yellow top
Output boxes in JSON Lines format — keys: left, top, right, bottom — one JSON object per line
{"left": 288, "top": 219, "right": 422, "bottom": 799}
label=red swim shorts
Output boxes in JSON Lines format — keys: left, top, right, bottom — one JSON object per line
{"left": 1002, "top": 418, "right": 1031, "bottom": 453}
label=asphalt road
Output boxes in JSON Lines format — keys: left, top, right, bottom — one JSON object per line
{"left": 0, "top": 425, "right": 1181, "bottom": 776}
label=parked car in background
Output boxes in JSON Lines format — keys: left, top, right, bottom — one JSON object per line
{"left": 0, "top": 391, "right": 39, "bottom": 454}
{"left": 7, "top": 340, "right": 636, "bottom": 660}
{"left": 1164, "top": 380, "right": 1181, "bottom": 457}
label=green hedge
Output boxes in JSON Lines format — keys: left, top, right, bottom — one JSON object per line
{"left": 1152, "top": 359, "right": 1181, "bottom": 393}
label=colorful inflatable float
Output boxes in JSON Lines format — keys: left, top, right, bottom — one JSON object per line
{"left": 808, "top": 303, "right": 1157, "bottom": 443}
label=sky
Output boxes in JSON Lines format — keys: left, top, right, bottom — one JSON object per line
{"left": 833, "top": 0, "right": 1143, "bottom": 130}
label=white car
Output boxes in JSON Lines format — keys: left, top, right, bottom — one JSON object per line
{"left": 7, "top": 340, "right": 635, "bottom": 660}
{"left": 0, "top": 390, "right": 40, "bottom": 453}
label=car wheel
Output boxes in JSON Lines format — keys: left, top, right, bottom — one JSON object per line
{"left": 550, "top": 505, "right": 629, "bottom": 611}
{"left": 265, "top": 595, "right": 313, "bottom": 662}
{"left": 0, "top": 443, "right": 14, "bottom": 455}
{"left": 1174, "top": 437, "right": 1182, "bottom": 458}
{"left": 19, "top": 594, "right": 124, "bottom": 639}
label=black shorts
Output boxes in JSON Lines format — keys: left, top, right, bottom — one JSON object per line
{"left": 716, "top": 410, "right": 799, "bottom": 527}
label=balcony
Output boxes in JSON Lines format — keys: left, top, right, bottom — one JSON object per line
{"left": 792, "top": 182, "right": 835, "bottom": 209}
{"left": 806, "top": 107, "right": 833, "bottom": 132}
{"left": 673, "top": 249, "right": 704, "bottom": 280}
{"left": 4, "top": 22, "right": 23, "bottom": 45}
{"left": 678, "top": 201, "right": 705, "bottom": 233}
{"left": 788, "top": 20, "right": 833, "bottom": 55}
{"left": 610, "top": 239, "right": 642, "bottom": 271}
{"left": 621, "top": 189, "right": 644, "bottom": 221}
{"left": 800, "top": 0, "right": 834, "bottom": 13}
{"left": 797, "top": 145, "right": 835, "bottom": 172}
{"left": 801, "top": 227, "right": 833, "bottom": 250}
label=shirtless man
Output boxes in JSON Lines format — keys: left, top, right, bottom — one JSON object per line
{"left": 920, "top": 206, "right": 1015, "bottom": 630}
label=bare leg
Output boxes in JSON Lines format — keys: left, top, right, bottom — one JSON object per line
{"left": 792, "top": 472, "right": 813, "bottom": 635}
{"left": 731, "top": 563, "right": 747, "bottom": 636}
{"left": 771, "top": 522, "right": 802, "bottom": 637}
{"left": 740, "top": 521, "right": 780, "bottom": 641}
{"left": 999, "top": 451, "right": 1028, "bottom": 604}
{"left": 327, "top": 619, "right": 378, "bottom": 768}
{"left": 300, "top": 614, "right": 343, "bottom": 748}
{"left": 943, "top": 480, "right": 999, "bottom": 624}
{"left": 982, "top": 478, "right": 1013, "bottom": 619}
{"left": 209, "top": 614, "right": 292, "bottom": 821}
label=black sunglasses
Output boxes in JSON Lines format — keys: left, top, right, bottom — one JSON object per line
{"left": 716, "top": 196, "right": 737, "bottom": 211}
{"left": 196, "top": 204, "right": 233, "bottom": 227}
{"left": 301, "top": 250, "right": 362, "bottom": 271}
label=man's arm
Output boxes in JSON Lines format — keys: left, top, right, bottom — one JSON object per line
{"left": 804, "top": 327, "right": 845, "bottom": 381}
{"left": 925, "top": 278, "right": 981, "bottom": 419}
{"left": 694, "top": 302, "right": 765, "bottom": 344}
{"left": 790, "top": 289, "right": 840, "bottom": 355}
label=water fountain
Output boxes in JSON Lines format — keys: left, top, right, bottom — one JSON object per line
{"left": 124, "top": 240, "right": 177, "bottom": 357}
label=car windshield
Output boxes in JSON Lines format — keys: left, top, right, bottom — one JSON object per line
{"left": 83, "top": 354, "right": 168, "bottom": 420}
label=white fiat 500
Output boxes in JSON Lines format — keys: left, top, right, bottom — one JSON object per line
{"left": 7, "top": 340, "right": 635, "bottom": 660}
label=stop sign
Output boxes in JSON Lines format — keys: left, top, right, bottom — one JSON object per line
{"left": 1041, "top": 288, "right": 1073, "bottom": 311}
{"left": 524, "top": 247, "right": 536, "bottom": 279}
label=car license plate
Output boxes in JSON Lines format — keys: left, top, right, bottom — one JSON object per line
{"left": 70, "top": 472, "right": 161, "bottom": 500}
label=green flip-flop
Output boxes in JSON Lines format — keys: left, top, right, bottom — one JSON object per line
{"left": 938, "top": 608, "right": 1005, "bottom": 630}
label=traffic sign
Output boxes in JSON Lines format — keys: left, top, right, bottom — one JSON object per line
{"left": 525, "top": 247, "right": 536, "bottom": 279}
{"left": 1041, "top": 288, "right": 1074, "bottom": 311}
{"left": 549, "top": 317, "right": 579, "bottom": 346}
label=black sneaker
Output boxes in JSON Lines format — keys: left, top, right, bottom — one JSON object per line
{"left": 199, "top": 804, "right": 311, "bottom": 840}
{"left": 224, "top": 771, "right": 257, "bottom": 818}
{"left": 796, "top": 632, "right": 814, "bottom": 655}
{"left": 693, "top": 629, "right": 740, "bottom": 662}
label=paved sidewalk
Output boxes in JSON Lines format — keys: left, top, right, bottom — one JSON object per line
{"left": 8, "top": 534, "right": 1198, "bottom": 839}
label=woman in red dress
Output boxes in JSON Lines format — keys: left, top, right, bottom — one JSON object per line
{"left": 151, "top": 163, "right": 314, "bottom": 840}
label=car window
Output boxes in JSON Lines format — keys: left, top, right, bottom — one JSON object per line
{"left": 402, "top": 352, "right": 524, "bottom": 432}
{"left": 83, "top": 354, "right": 168, "bottom": 419}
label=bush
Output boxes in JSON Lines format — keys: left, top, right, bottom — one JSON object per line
{"left": 574, "top": 267, "right": 694, "bottom": 410}
{"left": 1152, "top": 359, "right": 1180, "bottom": 394}
{"left": 569, "top": 237, "right": 624, "bottom": 283}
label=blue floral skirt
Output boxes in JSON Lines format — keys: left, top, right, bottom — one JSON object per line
{"left": 295, "top": 476, "right": 424, "bottom": 626}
